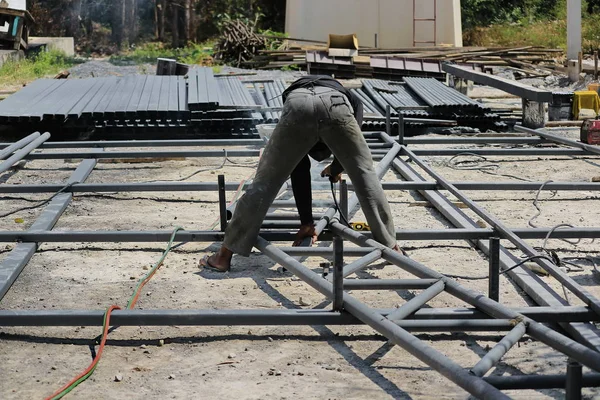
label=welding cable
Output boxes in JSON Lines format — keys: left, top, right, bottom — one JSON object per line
{"left": 44, "top": 305, "right": 121, "bottom": 400}
{"left": 500, "top": 254, "right": 558, "bottom": 275}
{"left": 44, "top": 227, "right": 183, "bottom": 400}
{"left": 330, "top": 181, "right": 350, "bottom": 227}
{"left": 447, "top": 153, "right": 533, "bottom": 182}
{"left": 0, "top": 183, "right": 74, "bottom": 220}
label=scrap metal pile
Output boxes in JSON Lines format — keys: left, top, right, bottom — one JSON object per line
{"left": 0, "top": 67, "right": 506, "bottom": 139}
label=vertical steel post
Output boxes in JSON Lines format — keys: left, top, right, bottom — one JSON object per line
{"left": 566, "top": 358, "right": 583, "bottom": 400}
{"left": 398, "top": 114, "right": 405, "bottom": 145}
{"left": 333, "top": 234, "right": 344, "bottom": 311}
{"left": 218, "top": 174, "right": 227, "bottom": 232}
{"left": 489, "top": 237, "right": 500, "bottom": 302}
{"left": 385, "top": 105, "right": 392, "bottom": 136}
{"left": 340, "top": 180, "right": 348, "bottom": 226}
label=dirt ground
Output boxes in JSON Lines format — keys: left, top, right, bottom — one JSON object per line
{"left": 1, "top": 128, "right": 600, "bottom": 399}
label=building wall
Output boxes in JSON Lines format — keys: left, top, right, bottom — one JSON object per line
{"left": 285, "top": 0, "right": 462, "bottom": 48}
{"left": 4, "top": 1, "right": 27, "bottom": 11}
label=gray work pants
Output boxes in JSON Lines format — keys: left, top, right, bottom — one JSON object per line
{"left": 223, "top": 86, "right": 397, "bottom": 256}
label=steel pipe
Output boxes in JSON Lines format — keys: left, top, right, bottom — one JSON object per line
{"left": 5, "top": 180, "right": 600, "bottom": 194}
{"left": 470, "top": 322, "right": 527, "bottom": 377}
{"left": 401, "top": 146, "right": 600, "bottom": 317}
{"left": 341, "top": 250, "right": 382, "bottom": 278}
{"left": 4, "top": 227, "right": 600, "bottom": 243}
{"left": 483, "top": 374, "right": 600, "bottom": 390}
{"left": 0, "top": 132, "right": 41, "bottom": 160}
{"left": 329, "top": 221, "right": 600, "bottom": 373}
{"left": 387, "top": 280, "right": 445, "bottom": 321}
{"left": 254, "top": 236, "right": 509, "bottom": 399}
{"left": 378, "top": 131, "right": 600, "bottom": 353}
{"left": 0, "top": 132, "right": 51, "bottom": 174}
{"left": 516, "top": 125, "right": 600, "bottom": 156}
{"left": 343, "top": 279, "right": 440, "bottom": 290}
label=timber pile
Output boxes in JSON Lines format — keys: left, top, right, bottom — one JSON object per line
{"left": 213, "top": 19, "right": 271, "bottom": 67}
{"left": 303, "top": 45, "right": 564, "bottom": 81}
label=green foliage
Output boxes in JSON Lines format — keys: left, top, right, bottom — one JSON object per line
{"left": 465, "top": 0, "right": 600, "bottom": 52}
{"left": 0, "top": 50, "right": 78, "bottom": 86}
{"left": 109, "top": 42, "right": 216, "bottom": 66}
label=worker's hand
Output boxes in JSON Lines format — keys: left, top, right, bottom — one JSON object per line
{"left": 321, "top": 164, "right": 342, "bottom": 183}
{"left": 293, "top": 223, "right": 318, "bottom": 246}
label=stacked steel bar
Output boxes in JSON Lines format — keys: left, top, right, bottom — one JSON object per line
{"left": 187, "top": 67, "right": 219, "bottom": 111}
{"left": 190, "top": 76, "right": 263, "bottom": 135}
{"left": 247, "top": 79, "right": 286, "bottom": 123}
{"left": 403, "top": 77, "right": 484, "bottom": 113}
{"left": 0, "top": 76, "right": 189, "bottom": 126}
{"left": 361, "top": 78, "right": 504, "bottom": 131}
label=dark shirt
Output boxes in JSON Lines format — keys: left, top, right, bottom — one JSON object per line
{"left": 284, "top": 76, "right": 364, "bottom": 226}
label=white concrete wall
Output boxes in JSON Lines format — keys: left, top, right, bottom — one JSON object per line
{"left": 4, "top": 0, "right": 27, "bottom": 11}
{"left": 286, "top": 0, "right": 462, "bottom": 48}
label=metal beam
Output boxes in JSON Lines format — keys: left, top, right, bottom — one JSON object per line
{"left": 516, "top": 125, "right": 600, "bottom": 156}
{"left": 329, "top": 221, "right": 600, "bottom": 373}
{"left": 254, "top": 235, "right": 510, "bottom": 399}
{"left": 442, "top": 63, "right": 554, "bottom": 102}
{"left": 0, "top": 157, "right": 98, "bottom": 301}
{"left": 5, "top": 180, "right": 600, "bottom": 194}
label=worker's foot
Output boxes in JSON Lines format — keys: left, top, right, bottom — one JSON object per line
{"left": 293, "top": 223, "right": 318, "bottom": 246}
{"left": 199, "top": 247, "right": 233, "bottom": 272}
{"left": 392, "top": 244, "right": 408, "bottom": 257}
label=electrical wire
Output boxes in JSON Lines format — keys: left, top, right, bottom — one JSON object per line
{"left": 1, "top": 150, "right": 259, "bottom": 221}
{"left": 144, "top": 149, "right": 257, "bottom": 183}
{"left": 44, "top": 227, "right": 183, "bottom": 400}
{"left": 447, "top": 153, "right": 533, "bottom": 182}
{"left": 0, "top": 183, "right": 74, "bottom": 219}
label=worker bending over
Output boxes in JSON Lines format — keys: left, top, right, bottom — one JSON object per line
{"left": 201, "top": 76, "right": 400, "bottom": 272}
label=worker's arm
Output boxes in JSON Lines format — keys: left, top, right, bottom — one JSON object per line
{"left": 291, "top": 155, "right": 314, "bottom": 225}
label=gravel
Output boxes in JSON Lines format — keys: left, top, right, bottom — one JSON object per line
{"left": 68, "top": 59, "right": 155, "bottom": 79}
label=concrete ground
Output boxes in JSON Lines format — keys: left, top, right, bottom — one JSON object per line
{"left": 0, "top": 127, "right": 599, "bottom": 399}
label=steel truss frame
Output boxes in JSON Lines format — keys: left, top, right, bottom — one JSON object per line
{"left": 1, "top": 127, "right": 600, "bottom": 398}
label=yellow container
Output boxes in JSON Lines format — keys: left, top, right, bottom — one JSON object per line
{"left": 588, "top": 83, "right": 600, "bottom": 93}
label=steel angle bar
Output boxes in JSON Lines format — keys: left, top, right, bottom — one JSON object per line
{"left": 0, "top": 156, "right": 99, "bottom": 301}
{"left": 377, "top": 131, "right": 600, "bottom": 352}
{"left": 483, "top": 374, "right": 600, "bottom": 390}
{"left": 254, "top": 236, "right": 509, "bottom": 399}
{"left": 0, "top": 132, "right": 50, "bottom": 174}
{"left": 401, "top": 146, "right": 600, "bottom": 317}
{"left": 516, "top": 125, "right": 600, "bottom": 156}
{"left": 0, "top": 132, "right": 40, "bottom": 160}
{"left": 0, "top": 138, "right": 266, "bottom": 149}
{"left": 442, "top": 63, "right": 553, "bottom": 102}
{"left": 470, "top": 322, "right": 527, "bottom": 377}
{"left": 329, "top": 221, "right": 600, "bottom": 373}
{"left": 387, "top": 280, "right": 445, "bottom": 321}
